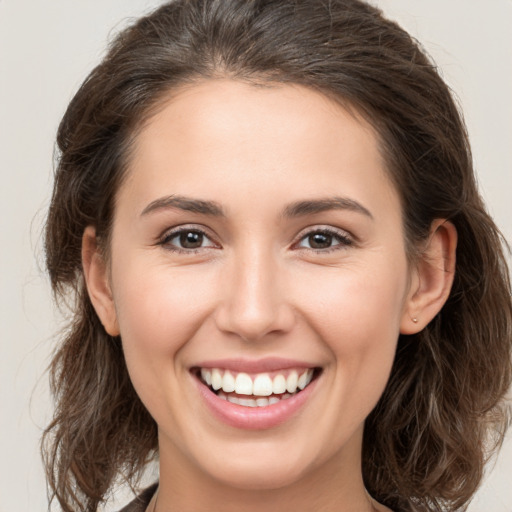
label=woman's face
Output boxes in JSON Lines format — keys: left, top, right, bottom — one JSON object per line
{"left": 101, "top": 80, "right": 416, "bottom": 489}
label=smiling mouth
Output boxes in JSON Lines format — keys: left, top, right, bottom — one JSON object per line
{"left": 193, "top": 367, "right": 321, "bottom": 408}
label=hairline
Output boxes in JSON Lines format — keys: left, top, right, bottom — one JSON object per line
{"left": 98, "top": 74, "right": 418, "bottom": 267}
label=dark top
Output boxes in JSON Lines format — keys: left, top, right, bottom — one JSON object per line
{"left": 118, "top": 483, "right": 158, "bottom": 512}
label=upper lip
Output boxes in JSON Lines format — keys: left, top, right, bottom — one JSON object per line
{"left": 192, "top": 357, "right": 318, "bottom": 373}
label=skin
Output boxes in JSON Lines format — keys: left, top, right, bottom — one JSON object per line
{"left": 83, "top": 80, "right": 456, "bottom": 512}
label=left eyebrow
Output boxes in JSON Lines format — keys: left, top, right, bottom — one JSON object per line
{"left": 140, "top": 195, "right": 226, "bottom": 217}
{"left": 282, "top": 196, "right": 373, "bottom": 220}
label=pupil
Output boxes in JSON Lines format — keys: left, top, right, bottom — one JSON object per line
{"left": 309, "top": 233, "right": 332, "bottom": 249}
{"left": 180, "top": 231, "right": 202, "bottom": 248}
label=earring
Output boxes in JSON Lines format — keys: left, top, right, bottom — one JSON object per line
{"left": 412, "top": 317, "right": 418, "bottom": 323}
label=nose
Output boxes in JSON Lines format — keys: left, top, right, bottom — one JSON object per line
{"left": 214, "top": 247, "right": 296, "bottom": 342}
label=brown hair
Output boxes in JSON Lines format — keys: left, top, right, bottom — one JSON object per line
{"left": 43, "top": 1, "right": 512, "bottom": 511}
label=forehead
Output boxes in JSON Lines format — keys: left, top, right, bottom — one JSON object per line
{"left": 133, "top": 79, "right": 379, "bottom": 160}
{"left": 122, "top": 79, "right": 399, "bottom": 220}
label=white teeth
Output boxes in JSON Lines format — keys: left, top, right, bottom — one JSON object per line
{"left": 201, "top": 368, "right": 212, "bottom": 386}
{"left": 253, "top": 374, "right": 273, "bottom": 396}
{"left": 227, "top": 395, "right": 240, "bottom": 405}
{"left": 286, "top": 371, "right": 298, "bottom": 393}
{"left": 211, "top": 368, "right": 223, "bottom": 390}
{"left": 239, "top": 398, "right": 257, "bottom": 407}
{"left": 199, "top": 367, "right": 316, "bottom": 398}
{"left": 272, "top": 374, "right": 287, "bottom": 394}
{"left": 234, "top": 372, "right": 253, "bottom": 395}
{"left": 222, "top": 370, "right": 235, "bottom": 393}
{"left": 298, "top": 369, "right": 313, "bottom": 390}
{"left": 221, "top": 391, "right": 294, "bottom": 407}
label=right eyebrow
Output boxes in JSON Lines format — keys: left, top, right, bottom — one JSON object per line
{"left": 140, "top": 195, "right": 226, "bottom": 217}
{"left": 282, "top": 196, "right": 373, "bottom": 220}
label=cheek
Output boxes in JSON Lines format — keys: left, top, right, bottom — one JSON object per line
{"left": 295, "top": 260, "right": 407, "bottom": 387}
{"left": 113, "top": 261, "right": 214, "bottom": 345}
{"left": 299, "top": 260, "right": 407, "bottom": 335}
{"left": 299, "top": 265, "right": 406, "bottom": 434}
{"left": 111, "top": 261, "right": 217, "bottom": 403}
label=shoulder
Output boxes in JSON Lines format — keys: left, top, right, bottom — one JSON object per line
{"left": 118, "top": 483, "right": 158, "bottom": 512}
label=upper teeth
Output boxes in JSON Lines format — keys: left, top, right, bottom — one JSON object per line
{"left": 200, "top": 368, "right": 314, "bottom": 396}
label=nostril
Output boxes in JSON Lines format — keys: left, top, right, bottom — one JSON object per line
{"left": 213, "top": 302, "right": 296, "bottom": 343}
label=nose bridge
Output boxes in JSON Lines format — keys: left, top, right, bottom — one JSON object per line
{"left": 215, "top": 240, "right": 294, "bottom": 341}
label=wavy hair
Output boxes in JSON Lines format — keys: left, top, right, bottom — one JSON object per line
{"left": 43, "top": 1, "right": 512, "bottom": 511}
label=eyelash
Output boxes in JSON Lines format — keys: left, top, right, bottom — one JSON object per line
{"left": 159, "top": 225, "right": 218, "bottom": 254}
{"left": 158, "top": 226, "right": 353, "bottom": 254}
{"left": 293, "top": 227, "right": 353, "bottom": 253}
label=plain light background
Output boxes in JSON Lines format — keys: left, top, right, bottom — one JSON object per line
{"left": 1, "top": 1, "right": 511, "bottom": 510}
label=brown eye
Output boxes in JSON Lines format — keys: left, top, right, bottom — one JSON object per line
{"left": 297, "top": 229, "right": 352, "bottom": 251}
{"left": 161, "top": 228, "right": 216, "bottom": 251}
{"left": 308, "top": 232, "right": 333, "bottom": 249}
{"left": 179, "top": 231, "right": 204, "bottom": 249}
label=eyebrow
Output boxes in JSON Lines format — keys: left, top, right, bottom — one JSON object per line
{"left": 282, "top": 196, "right": 373, "bottom": 219}
{"left": 140, "top": 194, "right": 372, "bottom": 220}
{"left": 140, "top": 195, "right": 226, "bottom": 217}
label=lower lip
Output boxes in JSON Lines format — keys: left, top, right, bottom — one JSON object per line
{"left": 194, "top": 374, "right": 319, "bottom": 430}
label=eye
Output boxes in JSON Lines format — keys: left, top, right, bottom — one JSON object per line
{"left": 296, "top": 228, "right": 352, "bottom": 251}
{"left": 160, "top": 227, "right": 217, "bottom": 252}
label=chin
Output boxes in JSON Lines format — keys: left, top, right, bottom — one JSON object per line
{"left": 204, "top": 456, "right": 311, "bottom": 491}
{"left": 183, "top": 432, "right": 334, "bottom": 493}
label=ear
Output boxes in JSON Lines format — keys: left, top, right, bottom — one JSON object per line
{"left": 400, "top": 219, "right": 457, "bottom": 334}
{"left": 82, "top": 226, "right": 120, "bottom": 336}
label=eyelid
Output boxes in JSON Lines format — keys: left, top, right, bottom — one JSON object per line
{"left": 291, "top": 225, "right": 354, "bottom": 251}
{"left": 158, "top": 224, "right": 220, "bottom": 251}
{"left": 156, "top": 223, "right": 354, "bottom": 253}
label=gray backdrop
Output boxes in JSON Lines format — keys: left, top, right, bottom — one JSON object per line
{"left": 1, "top": 1, "right": 510, "bottom": 510}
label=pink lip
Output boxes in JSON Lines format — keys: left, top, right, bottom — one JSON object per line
{"left": 193, "top": 357, "right": 315, "bottom": 373}
{"left": 193, "top": 371, "right": 319, "bottom": 430}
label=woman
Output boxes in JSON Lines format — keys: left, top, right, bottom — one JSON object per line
{"left": 42, "top": 1, "right": 512, "bottom": 511}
